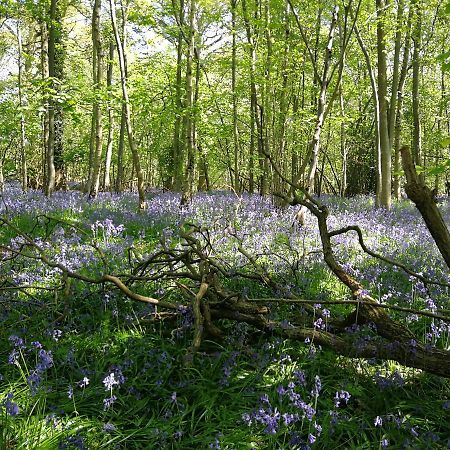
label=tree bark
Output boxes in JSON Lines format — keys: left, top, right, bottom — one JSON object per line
{"left": 376, "top": 0, "right": 391, "bottom": 209}
{"left": 180, "top": 0, "right": 197, "bottom": 205}
{"left": 231, "top": 0, "right": 239, "bottom": 193}
{"left": 354, "top": 23, "right": 381, "bottom": 205}
{"left": 89, "top": 0, "right": 104, "bottom": 198}
{"left": 411, "top": 0, "right": 423, "bottom": 172}
{"left": 46, "top": 0, "right": 65, "bottom": 194}
{"left": 109, "top": 0, "right": 146, "bottom": 209}
{"left": 393, "top": 6, "right": 413, "bottom": 199}
{"left": 305, "top": 6, "right": 339, "bottom": 195}
{"left": 242, "top": 0, "right": 261, "bottom": 194}
{"left": 401, "top": 146, "right": 450, "bottom": 269}
{"left": 16, "top": 21, "right": 28, "bottom": 192}
{"left": 40, "top": 20, "right": 50, "bottom": 192}
{"left": 171, "top": 0, "right": 185, "bottom": 191}
{"left": 104, "top": 41, "right": 115, "bottom": 191}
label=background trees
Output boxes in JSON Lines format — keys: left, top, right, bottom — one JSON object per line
{"left": 0, "top": 0, "right": 449, "bottom": 205}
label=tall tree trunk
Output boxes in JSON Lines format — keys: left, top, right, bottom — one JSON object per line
{"left": 17, "top": 21, "right": 28, "bottom": 192}
{"left": 272, "top": 2, "right": 290, "bottom": 198}
{"left": 193, "top": 32, "right": 204, "bottom": 191}
{"left": 388, "top": 0, "right": 405, "bottom": 148}
{"left": 104, "top": 41, "right": 115, "bottom": 190}
{"left": 114, "top": 4, "right": 128, "bottom": 193}
{"left": 109, "top": 0, "right": 146, "bottom": 209}
{"left": 354, "top": 23, "right": 381, "bottom": 205}
{"left": 115, "top": 104, "right": 126, "bottom": 192}
{"left": 393, "top": 6, "right": 413, "bottom": 200}
{"left": 242, "top": 0, "right": 261, "bottom": 194}
{"left": 259, "top": 0, "right": 272, "bottom": 196}
{"left": 339, "top": 84, "right": 347, "bottom": 196}
{"left": 0, "top": 153, "right": 4, "bottom": 192}
{"left": 89, "top": 0, "right": 104, "bottom": 198}
{"left": 231, "top": 0, "right": 239, "bottom": 193}
{"left": 171, "top": 0, "right": 185, "bottom": 191}
{"left": 41, "top": 20, "right": 50, "bottom": 192}
{"left": 305, "top": 6, "right": 339, "bottom": 195}
{"left": 376, "top": 0, "right": 391, "bottom": 209}
{"left": 411, "top": 0, "right": 423, "bottom": 173}
{"left": 46, "top": 0, "right": 65, "bottom": 194}
{"left": 180, "top": 0, "right": 197, "bottom": 205}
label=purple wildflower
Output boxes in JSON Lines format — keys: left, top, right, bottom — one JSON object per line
{"left": 374, "top": 416, "right": 383, "bottom": 427}
{"left": 103, "top": 373, "right": 119, "bottom": 390}
{"left": 103, "top": 395, "right": 117, "bottom": 410}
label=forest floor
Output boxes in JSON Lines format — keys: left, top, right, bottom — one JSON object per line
{"left": 1, "top": 183, "right": 450, "bottom": 449}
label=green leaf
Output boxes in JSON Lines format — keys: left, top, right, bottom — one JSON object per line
{"left": 446, "top": 1, "right": 450, "bottom": 13}
{"left": 428, "top": 165, "right": 447, "bottom": 176}
{"left": 440, "top": 137, "right": 450, "bottom": 148}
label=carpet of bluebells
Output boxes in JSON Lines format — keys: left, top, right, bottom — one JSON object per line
{"left": 1, "top": 182, "right": 450, "bottom": 449}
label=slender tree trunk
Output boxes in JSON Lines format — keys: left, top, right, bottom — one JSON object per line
{"left": 180, "top": 0, "right": 197, "bottom": 205}
{"left": 388, "top": 0, "right": 404, "bottom": 148}
{"left": 0, "top": 154, "right": 4, "bottom": 192}
{"left": 411, "top": 0, "right": 423, "bottom": 173}
{"left": 276, "top": 2, "right": 290, "bottom": 196}
{"left": 376, "top": 0, "right": 391, "bottom": 209}
{"left": 46, "top": 0, "right": 57, "bottom": 195}
{"left": 193, "top": 35, "right": 204, "bottom": 191}
{"left": 242, "top": 0, "right": 261, "bottom": 194}
{"left": 172, "top": 0, "right": 185, "bottom": 191}
{"left": 259, "top": 0, "right": 272, "bottom": 196}
{"left": 89, "top": 0, "right": 104, "bottom": 198}
{"left": 339, "top": 85, "right": 347, "bottom": 196}
{"left": 104, "top": 41, "right": 115, "bottom": 191}
{"left": 116, "top": 104, "right": 126, "bottom": 192}
{"left": 305, "top": 6, "right": 339, "bottom": 195}
{"left": 16, "top": 21, "right": 28, "bottom": 192}
{"left": 231, "top": 0, "right": 239, "bottom": 193}
{"left": 40, "top": 20, "right": 50, "bottom": 191}
{"left": 109, "top": 0, "right": 146, "bottom": 209}
{"left": 354, "top": 23, "right": 381, "bottom": 204}
{"left": 46, "top": 0, "right": 65, "bottom": 193}
{"left": 393, "top": 6, "right": 413, "bottom": 200}
{"left": 114, "top": 4, "right": 128, "bottom": 193}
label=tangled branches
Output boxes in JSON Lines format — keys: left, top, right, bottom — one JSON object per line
{"left": 1, "top": 181, "right": 450, "bottom": 378}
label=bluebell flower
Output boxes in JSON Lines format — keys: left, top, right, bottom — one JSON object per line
{"left": 8, "top": 335, "right": 25, "bottom": 348}
{"left": 37, "top": 349, "right": 53, "bottom": 372}
{"left": 103, "top": 395, "right": 117, "bottom": 410}
{"left": 78, "top": 377, "right": 90, "bottom": 388}
{"left": 2, "top": 393, "right": 19, "bottom": 416}
{"left": 103, "top": 373, "right": 119, "bottom": 390}
{"left": 374, "top": 416, "right": 383, "bottom": 427}
{"left": 8, "top": 349, "right": 19, "bottom": 365}
{"left": 67, "top": 385, "right": 73, "bottom": 399}
{"left": 102, "top": 422, "right": 116, "bottom": 433}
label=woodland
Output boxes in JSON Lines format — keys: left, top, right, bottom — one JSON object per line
{"left": 1, "top": 0, "right": 450, "bottom": 448}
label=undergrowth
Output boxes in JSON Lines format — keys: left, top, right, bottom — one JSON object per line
{"left": 1, "top": 186, "right": 450, "bottom": 449}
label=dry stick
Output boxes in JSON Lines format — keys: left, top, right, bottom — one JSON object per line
{"left": 247, "top": 298, "right": 450, "bottom": 322}
{"left": 328, "top": 225, "right": 450, "bottom": 288}
{"left": 191, "top": 278, "right": 209, "bottom": 352}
